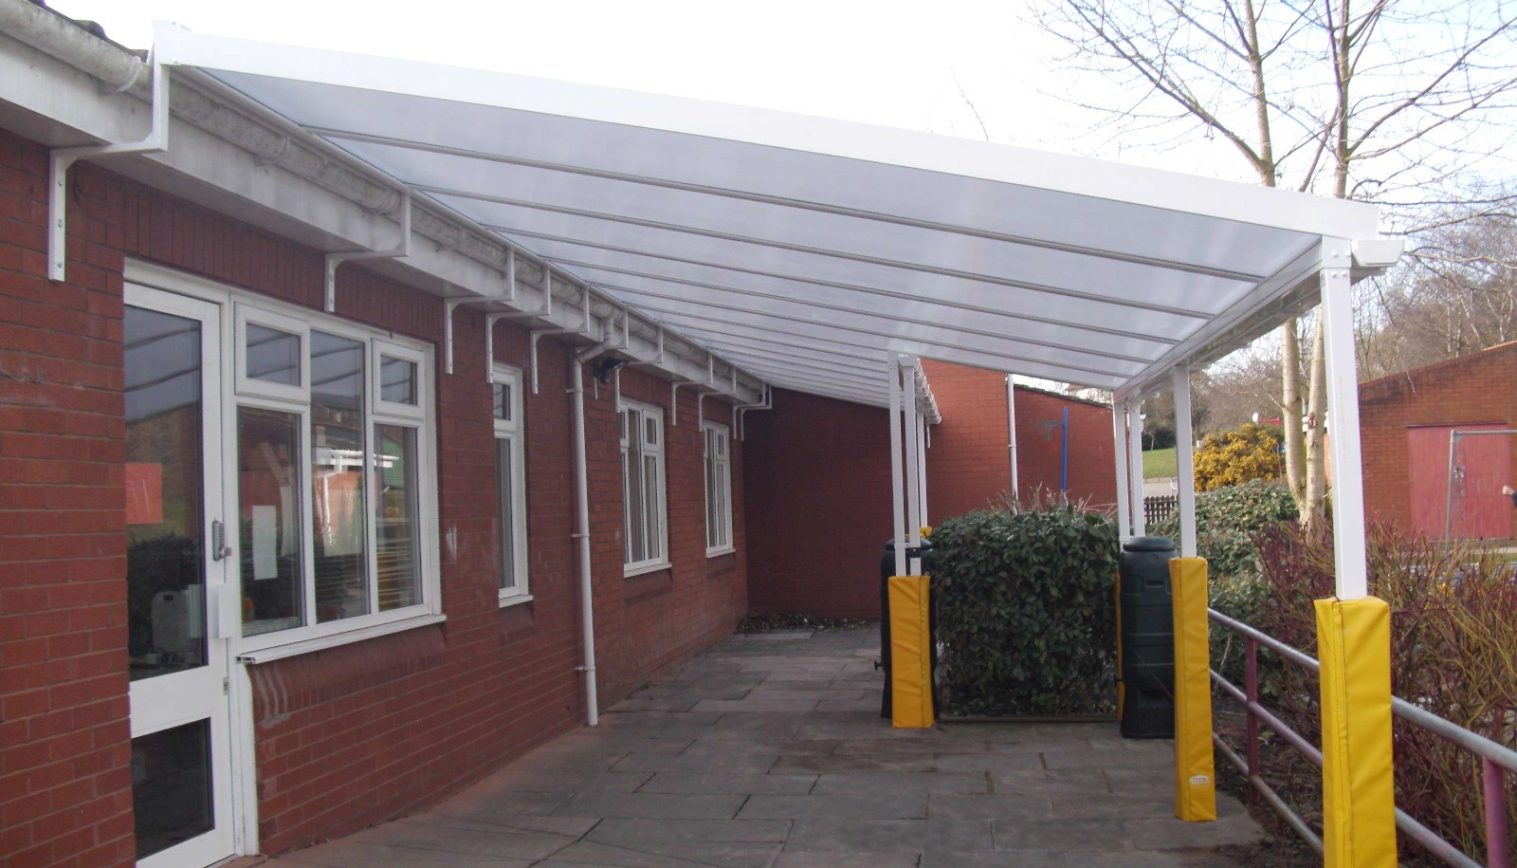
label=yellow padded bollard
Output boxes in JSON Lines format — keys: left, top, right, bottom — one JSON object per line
{"left": 1170, "top": 556, "right": 1217, "bottom": 822}
{"left": 1316, "top": 596, "right": 1397, "bottom": 868}
{"left": 888, "top": 575, "right": 934, "bottom": 729}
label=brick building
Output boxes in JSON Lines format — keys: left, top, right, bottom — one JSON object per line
{"left": 745, "top": 371, "right": 1114, "bottom": 620}
{"left": 0, "top": 6, "right": 1399, "bottom": 866}
{"left": 1358, "top": 342, "right": 1517, "bottom": 540}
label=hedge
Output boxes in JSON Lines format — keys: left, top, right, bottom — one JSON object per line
{"left": 930, "top": 504, "right": 1119, "bottom": 716}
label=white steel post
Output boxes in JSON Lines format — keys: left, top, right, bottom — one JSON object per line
{"left": 1128, "top": 402, "right": 1146, "bottom": 538}
{"left": 902, "top": 358, "right": 923, "bottom": 573}
{"left": 888, "top": 355, "right": 906, "bottom": 577}
{"left": 1007, "top": 376, "right": 1020, "bottom": 504}
{"left": 1172, "top": 366, "right": 1198, "bottom": 557}
{"left": 1320, "top": 242, "right": 1369, "bottom": 600}
{"left": 916, "top": 414, "right": 929, "bottom": 528}
{"left": 1113, "top": 400, "right": 1131, "bottom": 538}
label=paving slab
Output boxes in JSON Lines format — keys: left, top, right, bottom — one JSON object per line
{"left": 260, "top": 625, "right": 1265, "bottom": 866}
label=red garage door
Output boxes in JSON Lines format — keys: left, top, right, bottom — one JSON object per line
{"left": 1407, "top": 425, "right": 1514, "bottom": 540}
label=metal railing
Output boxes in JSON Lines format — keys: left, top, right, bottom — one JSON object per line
{"left": 1208, "top": 608, "right": 1516, "bottom": 868}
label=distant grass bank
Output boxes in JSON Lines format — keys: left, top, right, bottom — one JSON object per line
{"left": 1143, "top": 447, "right": 1177, "bottom": 479}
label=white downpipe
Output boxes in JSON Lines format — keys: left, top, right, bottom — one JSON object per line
{"left": 1113, "top": 400, "right": 1131, "bottom": 539}
{"left": 1006, "top": 376, "right": 1020, "bottom": 504}
{"left": 1320, "top": 242, "right": 1369, "bottom": 600}
{"left": 1172, "top": 366, "right": 1197, "bottom": 557}
{"left": 888, "top": 355, "right": 906, "bottom": 576}
{"left": 1127, "top": 402, "right": 1146, "bottom": 538}
{"left": 569, "top": 345, "right": 601, "bottom": 726}
{"left": 902, "top": 359, "right": 923, "bottom": 573}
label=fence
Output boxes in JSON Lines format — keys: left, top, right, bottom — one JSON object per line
{"left": 1208, "top": 608, "right": 1515, "bottom": 867}
{"left": 1144, "top": 494, "right": 1177, "bottom": 526}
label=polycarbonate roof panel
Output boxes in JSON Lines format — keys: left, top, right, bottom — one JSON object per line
{"left": 154, "top": 27, "right": 1388, "bottom": 405}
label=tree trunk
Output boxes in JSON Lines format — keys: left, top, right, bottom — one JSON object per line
{"left": 1303, "top": 316, "right": 1329, "bottom": 526}
{"left": 1281, "top": 319, "right": 1306, "bottom": 510}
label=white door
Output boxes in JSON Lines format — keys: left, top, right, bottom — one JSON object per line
{"left": 124, "top": 285, "right": 236, "bottom": 867}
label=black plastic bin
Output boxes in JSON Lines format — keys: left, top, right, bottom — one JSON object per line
{"left": 1119, "top": 535, "right": 1176, "bottom": 738}
{"left": 878, "top": 539, "right": 935, "bottom": 719}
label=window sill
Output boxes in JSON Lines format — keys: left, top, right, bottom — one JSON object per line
{"left": 706, "top": 546, "right": 736, "bottom": 559}
{"left": 624, "top": 560, "right": 672, "bottom": 578}
{"left": 236, "top": 613, "right": 447, "bottom": 664}
{"left": 498, "top": 592, "right": 534, "bottom": 609}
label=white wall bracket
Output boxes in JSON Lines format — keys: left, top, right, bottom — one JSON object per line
{"left": 735, "top": 384, "right": 773, "bottom": 440}
{"left": 324, "top": 191, "right": 411, "bottom": 312}
{"left": 49, "top": 55, "right": 170, "bottom": 282}
{"left": 442, "top": 295, "right": 502, "bottom": 376}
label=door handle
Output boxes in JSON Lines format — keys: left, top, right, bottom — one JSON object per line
{"left": 211, "top": 520, "right": 234, "bottom": 561}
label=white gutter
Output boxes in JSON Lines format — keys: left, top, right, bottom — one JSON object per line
{"left": 0, "top": 1, "right": 143, "bottom": 92}
{"left": 569, "top": 342, "right": 605, "bottom": 726}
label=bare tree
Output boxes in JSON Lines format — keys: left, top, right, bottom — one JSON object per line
{"left": 1033, "top": 0, "right": 1517, "bottom": 525}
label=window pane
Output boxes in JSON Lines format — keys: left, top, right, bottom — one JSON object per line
{"left": 124, "top": 306, "right": 206, "bottom": 679}
{"left": 644, "top": 454, "right": 661, "bottom": 560}
{"left": 132, "top": 719, "right": 213, "bottom": 859}
{"left": 705, "top": 445, "right": 717, "bottom": 549}
{"left": 312, "top": 331, "right": 370, "bottom": 623}
{"left": 246, "top": 323, "right": 301, "bottom": 385}
{"left": 645, "top": 416, "right": 657, "bottom": 446}
{"left": 380, "top": 355, "right": 417, "bottom": 405}
{"left": 492, "top": 381, "right": 512, "bottom": 422}
{"left": 237, "top": 406, "right": 305, "bottom": 636}
{"left": 497, "top": 437, "right": 516, "bottom": 592}
{"left": 624, "top": 410, "right": 645, "bottom": 563}
{"left": 375, "top": 424, "right": 421, "bottom": 610}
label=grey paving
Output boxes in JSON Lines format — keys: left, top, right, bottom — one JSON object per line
{"left": 259, "top": 626, "right": 1265, "bottom": 866}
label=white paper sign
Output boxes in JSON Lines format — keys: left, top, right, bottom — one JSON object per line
{"left": 252, "top": 505, "right": 277, "bottom": 580}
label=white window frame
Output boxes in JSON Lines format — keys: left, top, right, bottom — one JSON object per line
{"left": 230, "top": 298, "right": 442, "bottom": 657}
{"left": 492, "top": 364, "right": 530, "bottom": 605}
{"left": 619, "top": 398, "right": 669, "bottom": 576}
{"left": 372, "top": 341, "right": 427, "bottom": 422}
{"left": 702, "top": 420, "right": 735, "bottom": 556}
{"left": 234, "top": 305, "right": 309, "bottom": 403}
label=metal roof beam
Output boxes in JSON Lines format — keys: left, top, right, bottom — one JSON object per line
{"left": 602, "top": 286, "right": 1140, "bottom": 380}
{"left": 315, "top": 130, "right": 1270, "bottom": 282}
{"left": 631, "top": 302, "right": 1125, "bottom": 388}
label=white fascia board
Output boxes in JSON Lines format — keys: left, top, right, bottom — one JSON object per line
{"left": 153, "top": 26, "right": 1385, "bottom": 240}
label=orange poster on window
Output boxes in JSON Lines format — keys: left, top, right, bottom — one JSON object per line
{"left": 125, "top": 462, "right": 163, "bottom": 525}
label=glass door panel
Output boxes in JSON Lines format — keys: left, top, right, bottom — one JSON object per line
{"left": 125, "top": 287, "right": 236, "bottom": 867}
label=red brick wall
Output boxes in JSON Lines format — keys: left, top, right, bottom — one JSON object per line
{"left": 1011, "top": 386, "right": 1118, "bottom": 511}
{"left": 1359, "top": 343, "right": 1517, "bottom": 535}
{"left": 0, "top": 127, "right": 746, "bottom": 864}
{"left": 744, "top": 373, "right": 1116, "bottom": 620}
{"left": 743, "top": 389, "right": 894, "bottom": 619}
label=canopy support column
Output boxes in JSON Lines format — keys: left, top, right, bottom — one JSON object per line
{"left": 1320, "top": 241, "right": 1368, "bottom": 599}
{"left": 888, "top": 355, "right": 906, "bottom": 576}
{"left": 902, "top": 356, "right": 923, "bottom": 573}
{"left": 1172, "top": 366, "right": 1197, "bottom": 557}
{"left": 1127, "top": 401, "right": 1146, "bottom": 538}
{"left": 1113, "top": 400, "right": 1132, "bottom": 539}
{"left": 916, "top": 414, "right": 929, "bottom": 529}
{"left": 1006, "top": 376, "right": 1020, "bottom": 504}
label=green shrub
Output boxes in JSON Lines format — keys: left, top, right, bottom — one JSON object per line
{"left": 930, "top": 504, "right": 1119, "bottom": 716}
{"left": 1193, "top": 422, "right": 1284, "bottom": 491}
{"left": 1152, "top": 479, "right": 1298, "bottom": 578}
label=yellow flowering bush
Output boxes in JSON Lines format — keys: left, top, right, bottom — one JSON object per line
{"left": 1192, "top": 422, "right": 1284, "bottom": 492}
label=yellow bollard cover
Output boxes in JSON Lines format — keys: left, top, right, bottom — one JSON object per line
{"left": 1170, "top": 556, "right": 1217, "bottom": 821}
{"left": 1316, "top": 596, "right": 1397, "bottom": 868}
{"left": 888, "top": 575, "right": 934, "bottom": 729}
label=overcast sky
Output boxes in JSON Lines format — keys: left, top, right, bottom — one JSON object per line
{"left": 45, "top": 0, "right": 1251, "bottom": 181}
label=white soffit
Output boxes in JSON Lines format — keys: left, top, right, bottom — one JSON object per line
{"left": 153, "top": 26, "right": 1390, "bottom": 405}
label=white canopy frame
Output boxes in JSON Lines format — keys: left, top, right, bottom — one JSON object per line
{"left": 141, "top": 26, "right": 1399, "bottom": 596}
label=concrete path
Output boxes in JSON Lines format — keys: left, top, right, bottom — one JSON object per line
{"left": 268, "top": 627, "right": 1263, "bottom": 866}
